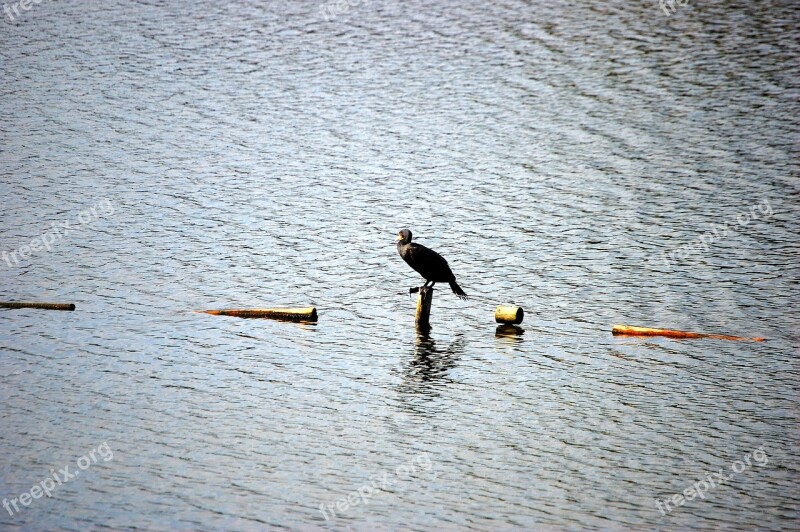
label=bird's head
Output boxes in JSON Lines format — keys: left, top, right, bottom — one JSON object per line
{"left": 397, "top": 229, "right": 412, "bottom": 244}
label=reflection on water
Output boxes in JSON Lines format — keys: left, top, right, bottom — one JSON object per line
{"left": 402, "top": 328, "right": 464, "bottom": 389}
{"left": 495, "top": 324, "right": 525, "bottom": 342}
{"left": 0, "top": 0, "right": 798, "bottom": 529}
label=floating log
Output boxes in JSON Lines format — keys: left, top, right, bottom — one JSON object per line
{"left": 0, "top": 302, "right": 75, "bottom": 311}
{"left": 415, "top": 287, "right": 433, "bottom": 328}
{"left": 612, "top": 324, "right": 765, "bottom": 342}
{"left": 203, "top": 307, "right": 317, "bottom": 322}
{"left": 495, "top": 305, "right": 524, "bottom": 325}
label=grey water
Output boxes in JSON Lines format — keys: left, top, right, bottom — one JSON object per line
{"left": 1, "top": 0, "right": 798, "bottom": 529}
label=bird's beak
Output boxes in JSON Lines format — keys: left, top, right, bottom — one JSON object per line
{"left": 396, "top": 234, "right": 403, "bottom": 241}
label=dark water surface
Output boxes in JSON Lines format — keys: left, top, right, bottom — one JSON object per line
{"left": 1, "top": 0, "right": 798, "bottom": 529}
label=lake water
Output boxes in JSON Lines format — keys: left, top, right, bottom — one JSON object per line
{"left": 1, "top": 0, "right": 798, "bottom": 529}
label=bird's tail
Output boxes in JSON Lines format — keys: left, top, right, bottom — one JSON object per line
{"left": 450, "top": 280, "right": 468, "bottom": 300}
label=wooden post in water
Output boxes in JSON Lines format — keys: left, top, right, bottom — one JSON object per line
{"left": 415, "top": 287, "right": 433, "bottom": 328}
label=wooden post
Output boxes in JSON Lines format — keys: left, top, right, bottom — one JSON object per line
{"left": 415, "top": 287, "right": 433, "bottom": 327}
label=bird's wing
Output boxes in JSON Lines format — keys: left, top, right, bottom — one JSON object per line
{"left": 407, "top": 243, "right": 452, "bottom": 279}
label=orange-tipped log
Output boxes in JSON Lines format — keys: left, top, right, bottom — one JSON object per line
{"left": 0, "top": 302, "right": 75, "bottom": 311}
{"left": 612, "top": 324, "right": 764, "bottom": 342}
{"left": 203, "top": 307, "right": 317, "bottom": 322}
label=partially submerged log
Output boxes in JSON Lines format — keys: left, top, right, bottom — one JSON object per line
{"left": 0, "top": 302, "right": 75, "bottom": 311}
{"left": 203, "top": 307, "right": 317, "bottom": 322}
{"left": 612, "top": 324, "right": 765, "bottom": 342}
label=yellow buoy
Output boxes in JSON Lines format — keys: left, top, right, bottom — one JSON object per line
{"left": 495, "top": 305, "right": 524, "bottom": 325}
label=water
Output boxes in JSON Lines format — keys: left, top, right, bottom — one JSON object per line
{"left": 1, "top": 0, "right": 798, "bottom": 529}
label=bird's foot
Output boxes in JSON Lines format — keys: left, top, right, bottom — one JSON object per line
{"left": 409, "top": 286, "right": 434, "bottom": 294}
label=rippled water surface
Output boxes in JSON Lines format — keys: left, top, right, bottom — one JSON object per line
{"left": 1, "top": 0, "right": 799, "bottom": 529}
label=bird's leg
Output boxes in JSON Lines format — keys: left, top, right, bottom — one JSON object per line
{"left": 413, "top": 281, "right": 431, "bottom": 295}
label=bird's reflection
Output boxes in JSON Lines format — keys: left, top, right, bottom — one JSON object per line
{"left": 399, "top": 328, "right": 464, "bottom": 394}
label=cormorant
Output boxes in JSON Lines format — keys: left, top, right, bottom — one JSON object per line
{"left": 396, "top": 229, "right": 468, "bottom": 300}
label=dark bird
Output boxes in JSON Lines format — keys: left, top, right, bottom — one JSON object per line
{"left": 396, "top": 229, "right": 468, "bottom": 300}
